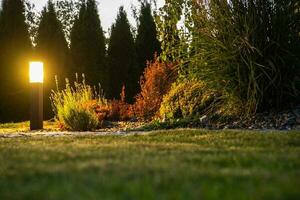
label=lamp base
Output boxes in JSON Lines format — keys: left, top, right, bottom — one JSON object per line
{"left": 30, "top": 83, "right": 43, "bottom": 130}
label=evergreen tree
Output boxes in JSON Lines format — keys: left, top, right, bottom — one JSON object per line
{"left": 107, "top": 7, "right": 138, "bottom": 102}
{"left": 35, "top": 0, "right": 69, "bottom": 118}
{"left": 70, "top": 0, "right": 106, "bottom": 88}
{"left": 55, "top": 0, "right": 82, "bottom": 44}
{"left": 135, "top": 2, "right": 161, "bottom": 77}
{"left": 0, "top": 0, "right": 32, "bottom": 122}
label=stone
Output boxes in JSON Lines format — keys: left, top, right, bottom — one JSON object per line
{"left": 200, "top": 115, "right": 208, "bottom": 124}
{"left": 130, "top": 117, "right": 138, "bottom": 122}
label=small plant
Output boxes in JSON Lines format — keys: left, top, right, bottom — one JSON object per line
{"left": 159, "top": 80, "right": 222, "bottom": 120}
{"left": 106, "top": 86, "right": 134, "bottom": 121}
{"left": 134, "top": 56, "right": 177, "bottom": 120}
{"left": 50, "top": 74, "right": 107, "bottom": 131}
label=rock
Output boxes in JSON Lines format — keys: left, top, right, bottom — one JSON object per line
{"left": 200, "top": 115, "right": 208, "bottom": 124}
{"left": 293, "top": 109, "right": 300, "bottom": 118}
{"left": 285, "top": 126, "right": 292, "bottom": 131}
{"left": 284, "top": 117, "right": 296, "bottom": 126}
{"left": 130, "top": 117, "right": 138, "bottom": 122}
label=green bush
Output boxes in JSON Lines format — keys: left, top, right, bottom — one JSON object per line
{"left": 58, "top": 104, "right": 99, "bottom": 131}
{"left": 50, "top": 75, "right": 105, "bottom": 131}
{"left": 159, "top": 80, "right": 222, "bottom": 120}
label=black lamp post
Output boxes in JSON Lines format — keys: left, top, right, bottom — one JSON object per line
{"left": 29, "top": 62, "right": 44, "bottom": 130}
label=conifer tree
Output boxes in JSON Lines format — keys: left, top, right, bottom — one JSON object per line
{"left": 135, "top": 2, "right": 161, "bottom": 77}
{"left": 70, "top": 0, "right": 106, "bottom": 88}
{"left": 0, "top": 0, "right": 32, "bottom": 122}
{"left": 107, "top": 7, "right": 138, "bottom": 102}
{"left": 35, "top": 0, "right": 69, "bottom": 118}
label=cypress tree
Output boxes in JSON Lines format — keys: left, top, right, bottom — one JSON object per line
{"left": 0, "top": 0, "right": 32, "bottom": 122}
{"left": 70, "top": 0, "right": 106, "bottom": 88}
{"left": 107, "top": 7, "right": 138, "bottom": 102}
{"left": 35, "top": 0, "right": 69, "bottom": 118}
{"left": 135, "top": 2, "right": 161, "bottom": 77}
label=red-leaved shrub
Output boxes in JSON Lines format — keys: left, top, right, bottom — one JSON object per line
{"left": 108, "top": 99, "right": 134, "bottom": 121}
{"left": 134, "top": 56, "right": 177, "bottom": 120}
{"left": 94, "top": 102, "right": 111, "bottom": 126}
{"left": 94, "top": 86, "right": 134, "bottom": 122}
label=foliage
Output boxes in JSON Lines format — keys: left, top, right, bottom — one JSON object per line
{"left": 155, "top": 0, "right": 183, "bottom": 61}
{"left": 96, "top": 86, "right": 134, "bottom": 121}
{"left": 0, "top": 0, "right": 32, "bottom": 122}
{"left": 70, "top": 0, "right": 106, "bottom": 88}
{"left": 135, "top": 2, "right": 161, "bottom": 77}
{"left": 24, "top": 0, "right": 40, "bottom": 46}
{"left": 55, "top": 0, "right": 82, "bottom": 45}
{"left": 50, "top": 74, "right": 106, "bottom": 131}
{"left": 159, "top": 80, "right": 222, "bottom": 120}
{"left": 134, "top": 57, "right": 177, "bottom": 120}
{"left": 107, "top": 6, "right": 138, "bottom": 102}
{"left": 35, "top": 1, "right": 70, "bottom": 119}
{"left": 107, "top": 100, "right": 134, "bottom": 122}
{"left": 24, "top": 0, "right": 81, "bottom": 46}
{"left": 157, "top": 0, "right": 300, "bottom": 115}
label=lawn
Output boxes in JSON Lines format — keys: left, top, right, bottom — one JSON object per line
{"left": 0, "top": 121, "right": 58, "bottom": 133}
{"left": 0, "top": 129, "right": 300, "bottom": 200}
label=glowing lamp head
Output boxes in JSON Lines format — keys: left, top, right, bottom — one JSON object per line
{"left": 29, "top": 62, "right": 44, "bottom": 83}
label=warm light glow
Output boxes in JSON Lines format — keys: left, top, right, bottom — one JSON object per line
{"left": 29, "top": 62, "right": 44, "bottom": 83}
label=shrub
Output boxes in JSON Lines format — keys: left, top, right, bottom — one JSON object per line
{"left": 106, "top": 86, "right": 134, "bottom": 121}
{"left": 50, "top": 74, "right": 107, "bottom": 131}
{"left": 107, "top": 100, "right": 134, "bottom": 121}
{"left": 159, "top": 80, "right": 222, "bottom": 120}
{"left": 134, "top": 56, "right": 177, "bottom": 120}
{"left": 94, "top": 103, "right": 111, "bottom": 125}
{"left": 93, "top": 85, "right": 134, "bottom": 122}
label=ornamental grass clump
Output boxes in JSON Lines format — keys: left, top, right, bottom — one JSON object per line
{"left": 191, "top": 0, "right": 300, "bottom": 114}
{"left": 158, "top": 0, "right": 300, "bottom": 117}
{"left": 50, "top": 74, "right": 107, "bottom": 131}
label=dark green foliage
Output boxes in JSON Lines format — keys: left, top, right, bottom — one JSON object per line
{"left": 107, "top": 7, "right": 138, "bottom": 102}
{"left": 70, "top": 0, "right": 106, "bottom": 88}
{"left": 0, "top": 0, "right": 32, "bottom": 122}
{"left": 55, "top": 0, "right": 82, "bottom": 43}
{"left": 159, "top": 0, "right": 300, "bottom": 116}
{"left": 203, "top": 0, "right": 299, "bottom": 112}
{"left": 35, "top": 0, "right": 69, "bottom": 119}
{"left": 24, "top": 0, "right": 40, "bottom": 44}
{"left": 135, "top": 2, "right": 161, "bottom": 78}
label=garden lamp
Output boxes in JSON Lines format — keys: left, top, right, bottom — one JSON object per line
{"left": 29, "top": 61, "right": 44, "bottom": 130}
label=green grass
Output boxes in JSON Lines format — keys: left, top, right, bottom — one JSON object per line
{"left": 0, "top": 130, "right": 300, "bottom": 199}
{"left": 0, "top": 121, "right": 58, "bottom": 133}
